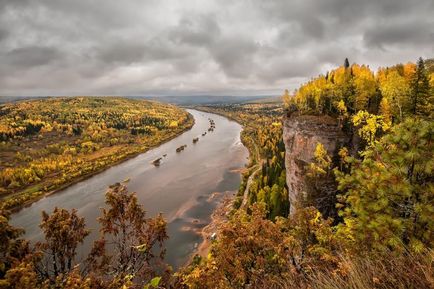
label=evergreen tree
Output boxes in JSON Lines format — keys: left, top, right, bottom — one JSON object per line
{"left": 270, "top": 184, "right": 282, "bottom": 220}
{"left": 410, "top": 57, "right": 430, "bottom": 116}
{"left": 344, "top": 58, "right": 350, "bottom": 69}
{"left": 336, "top": 118, "right": 434, "bottom": 252}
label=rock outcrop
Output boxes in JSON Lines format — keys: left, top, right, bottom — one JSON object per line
{"left": 283, "top": 113, "right": 349, "bottom": 214}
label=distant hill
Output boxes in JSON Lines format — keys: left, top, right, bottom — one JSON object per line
{"left": 0, "top": 95, "right": 278, "bottom": 105}
{"left": 0, "top": 96, "right": 49, "bottom": 104}
{"left": 136, "top": 95, "right": 279, "bottom": 105}
{"left": 245, "top": 95, "right": 283, "bottom": 104}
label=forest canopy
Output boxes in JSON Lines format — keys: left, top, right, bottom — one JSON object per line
{"left": 286, "top": 57, "right": 433, "bottom": 120}
{"left": 0, "top": 97, "right": 193, "bottom": 210}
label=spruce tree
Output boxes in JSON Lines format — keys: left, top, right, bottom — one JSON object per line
{"left": 410, "top": 57, "right": 430, "bottom": 116}
{"left": 344, "top": 58, "right": 350, "bottom": 69}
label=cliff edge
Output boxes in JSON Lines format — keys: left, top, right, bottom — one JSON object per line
{"left": 283, "top": 113, "right": 349, "bottom": 214}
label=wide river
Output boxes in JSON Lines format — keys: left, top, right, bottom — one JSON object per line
{"left": 10, "top": 109, "right": 248, "bottom": 269}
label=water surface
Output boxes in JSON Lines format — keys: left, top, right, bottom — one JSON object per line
{"left": 11, "top": 109, "right": 248, "bottom": 268}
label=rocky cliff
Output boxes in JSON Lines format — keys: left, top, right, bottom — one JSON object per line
{"left": 283, "top": 113, "right": 349, "bottom": 215}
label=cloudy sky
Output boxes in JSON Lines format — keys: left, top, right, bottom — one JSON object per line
{"left": 0, "top": 0, "right": 433, "bottom": 97}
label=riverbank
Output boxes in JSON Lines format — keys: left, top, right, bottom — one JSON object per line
{"left": 189, "top": 103, "right": 286, "bottom": 262}
{"left": 11, "top": 109, "right": 248, "bottom": 269}
{"left": 193, "top": 164, "right": 261, "bottom": 259}
{"left": 196, "top": 195, "right": 235, "bottom": 257}
{"left": 190, "top": 107, "right": 260, "bottom": 260}
{"left": 2, "top": 112, "right": 194, "bottom": 213}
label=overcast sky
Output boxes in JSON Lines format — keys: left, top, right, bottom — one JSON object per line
{"left": 0, "top": 0, "right": 433, "bottom": 97}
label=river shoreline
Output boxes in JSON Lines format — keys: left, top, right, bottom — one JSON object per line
{"left": 195, "top": 195, "right": 235, "bottom": 258}
{"left": 188, "top": 107, "right": 258, "bottom": 263}
{"left": 5, "top": 113, "right": 195, "bottom": 214}
{"left": 11, "top": 109, "right": 248, "bottom": 269}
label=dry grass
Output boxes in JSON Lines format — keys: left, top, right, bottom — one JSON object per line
{"left": 251, "top": 251, "right": 434, "bottom": 289}
{"left": 309, "top": 251, "right": 434, "bottom": 289}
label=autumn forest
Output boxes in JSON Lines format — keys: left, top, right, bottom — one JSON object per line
{"left": 3, "top": 0, "right": 434, "bottom": 286}
{"left": 0, "top": 97, "right": 192, "bottom": 210}
{"left": 0, "top": 56, "right": 432, "bottom": 289}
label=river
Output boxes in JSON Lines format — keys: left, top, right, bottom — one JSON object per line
{"left": 10, "top": 109, "right": 249, "bottom": 269}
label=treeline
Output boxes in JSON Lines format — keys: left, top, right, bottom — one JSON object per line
{"left": 286, "top": 57, "right": 433, "bottom": 121}
{"left": 0, "top": 97, "right": 192, "bottom": 210}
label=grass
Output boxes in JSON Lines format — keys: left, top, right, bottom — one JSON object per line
{"left": 252, "top": 251, "right": 434, "bottom": 289}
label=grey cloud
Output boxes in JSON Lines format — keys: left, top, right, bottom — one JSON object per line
{"left": 261, "top": 0, "right": 433, "bottom": 39}
{"left": 256, "top": 55, "right": 323, "bottom": 83}
{"left": 3, "top": 46, "right": 61, "bottom": 68}
{"left": 169, "top": 15, "right": 220, "bottom": 46}
{"left": 93, "top": 16, "right": 218, "bottom": 66}
{"left": 166, "top": 15, "right": 260, "bottom": 78}
{"left": 0, "top": 0, "right": 433, "bottom": 96}
{"left": 299, "top": 18, "right": 325, "bottom": 40}
{"left": 0, "top": 0, "right": 29, "bottom": 9}
{"left": 208, "top": 37, "right": 259, "bottom": 78}
{"left": 97, "top": 43, "right": 147, "bottom": 64}
{"left": 277, "top": 23, "right": 321, "bottom": 48}
{"left": 313, "top": 44, "right": 362, "bottom": 67}
{"left": 364, "top": 21, "right": 434, "bottom": 48}
{"left": 0, "top": 29, "right": 8, "bottom": 42}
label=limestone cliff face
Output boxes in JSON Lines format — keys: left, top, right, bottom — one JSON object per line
{"left": 283, "top": 114, "right": 349, "bottom": 214}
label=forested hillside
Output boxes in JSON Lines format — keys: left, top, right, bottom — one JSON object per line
{"left": 180, "top": 58, "right": 434, "bottom": 288}
{"left": 0, "top": 97, "right": 193, "bottom": 210}
{"left": 197, "top": 104, "right": 289, "bottom": 219}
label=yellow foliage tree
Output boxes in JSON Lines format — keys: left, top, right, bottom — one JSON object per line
{"left": 352, "top": 65, "right": 377, "bottom": 110}
{"left": 352, "top": 111, "right": 390, "bottom": 146}
{"left": 378, "top": 70, "right": 410, "bottom": 120}
{"left": 379, "top": 97, "right": 392, "bottom": 127}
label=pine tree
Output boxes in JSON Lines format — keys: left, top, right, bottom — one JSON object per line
{"left": 410, "top": 57, "right": 430, "bottom": 116}
{"left": 270, "top": 184, "right": 282, "bottom": 220}
{"left": 336, "top": 118, "right": 434, "bottom": 252}
{"left": 344, "top": 58, "right": 350, "bottom": 69}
